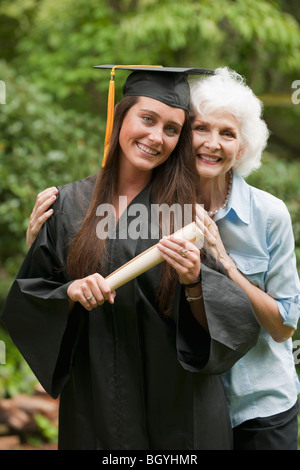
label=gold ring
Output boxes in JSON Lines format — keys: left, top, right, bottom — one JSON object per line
{"left": 207, "top": 223, "right": 212, "bottom": 228}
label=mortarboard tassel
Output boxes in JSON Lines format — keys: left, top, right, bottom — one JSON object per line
{"left": 102, "top": 67, "right": 116, "bottom": 167}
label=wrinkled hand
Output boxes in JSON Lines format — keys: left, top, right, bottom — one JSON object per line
{"left": 26, "top": 187, "right": 58, "bottom": 248}
{"left": 195, "top": 205, "right": 236, "bottom": 272}
{"left": 157, "top": 236, "right": 201, "bottom": 285}
{"left": 67, "top": 273, "right": 116, "bottom": 311}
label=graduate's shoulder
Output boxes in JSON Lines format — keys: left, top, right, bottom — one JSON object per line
{"left": 55, "top": 174, "right": 96, "bottom": 213}
{"left": 57, "top": 174, "right": 96, "bottom": 201}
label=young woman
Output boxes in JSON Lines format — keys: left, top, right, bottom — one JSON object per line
{"left": 4, "top": 66, "right": 259, "bottom": 450}
{"left": 189, "top": 67, "right": 300, "bottom": 450}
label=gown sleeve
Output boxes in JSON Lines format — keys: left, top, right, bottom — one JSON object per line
{"left": 174, "top": 262, "right": 260, "bottom": 375}
{"left": 0, "top": 205, "right": 79, "bottom": 398}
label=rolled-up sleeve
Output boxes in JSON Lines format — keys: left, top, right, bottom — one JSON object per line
{"left": 266, "top": 201, "right": 300, "bottom": 329}
{"left": 276, "top": 296, "right": 300, "bottom": 329}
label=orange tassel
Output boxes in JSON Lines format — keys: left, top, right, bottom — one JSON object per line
{"left": 102, "top": 67, "right": 116, "bottom": 167}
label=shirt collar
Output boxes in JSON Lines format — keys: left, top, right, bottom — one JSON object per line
{"left": 215, "top": 171, "right": 251, "bottom": 224}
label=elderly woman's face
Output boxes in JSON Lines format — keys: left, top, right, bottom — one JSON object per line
{"left": 192, "top": 109, "right": 244, "bottom": 179}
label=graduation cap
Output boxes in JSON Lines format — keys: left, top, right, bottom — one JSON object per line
{"left": 94, "top": 65, "right": 214, "bottom": 166}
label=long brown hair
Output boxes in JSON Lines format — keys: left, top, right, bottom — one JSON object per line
{"left": 66, "top": 96, "right": 198, "bottom": 315}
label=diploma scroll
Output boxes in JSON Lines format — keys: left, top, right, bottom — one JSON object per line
{"left": 105, "top": 222, "right": 203, "bottom": 291}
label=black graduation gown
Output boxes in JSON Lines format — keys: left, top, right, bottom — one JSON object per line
{"left": 1, "top": 176, "right": 259, "bottom": 450}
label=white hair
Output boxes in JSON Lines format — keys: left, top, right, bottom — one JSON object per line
{"left": 189, "top": 67, "right": 270, "bottom": 177}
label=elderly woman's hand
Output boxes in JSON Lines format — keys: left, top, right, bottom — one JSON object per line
{"left": 195, "top": 205, "right": 236, "bottom": 274}
{"left": 26, "top": 187, "right": 58, "bottom": 248}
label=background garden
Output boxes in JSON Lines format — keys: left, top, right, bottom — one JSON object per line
{"left": 0, "top": 0, "right": 299, "bottom": 449}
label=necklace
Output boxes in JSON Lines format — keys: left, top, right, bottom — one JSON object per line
{"left": 208, "top": 170, "right": 233, "bottom": 218}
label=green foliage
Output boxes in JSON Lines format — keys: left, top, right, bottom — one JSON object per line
{"left": 0, "top": 61, "right": 103, "bottom": 275}
{"left": 264, "top": 105, "right": 300, "bottom": 156}
{"left": 120, "top": 0, "right": 300, "bottom": 67}
{"left": 1, "top": 0, "right": 300, "bottom": 111}
{"left": 0, "top": 326, "right": 37, "bottom": 398}
{"left": 246, "top": 152, "right": 300, "bottom": 202}
{"left": 35, "top": 414, "right": 58, "bottom": 443}
{"left": 1, "top": 0, "right": 121, "bottom": 113}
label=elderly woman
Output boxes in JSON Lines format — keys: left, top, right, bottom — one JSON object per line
{"left": 189, "top": 67, "right": 300, "bottom": 450}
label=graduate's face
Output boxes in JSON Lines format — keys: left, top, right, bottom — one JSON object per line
{"left": 119, "top": 97, "right": 185, "bottom": 173}
{"left": 192, "top": 110, "right": 244, "bottom": 179}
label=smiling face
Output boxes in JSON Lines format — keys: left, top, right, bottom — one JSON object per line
{"left": 192, "top": 109, "right": 244, "bottom": 180}
{"left": 118, "top": 96, "right": 185, "bottom": 174}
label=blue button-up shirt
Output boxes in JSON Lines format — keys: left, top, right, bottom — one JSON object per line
{"left": 215, "top": 171, "right": 300, "bottom": 427}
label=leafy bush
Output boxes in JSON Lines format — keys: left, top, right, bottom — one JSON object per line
{"left": 0, "top": 326, "right": 37, "bottom": 398}
{"left": 0, "top": 60, "right": 104, "bottom": 275}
